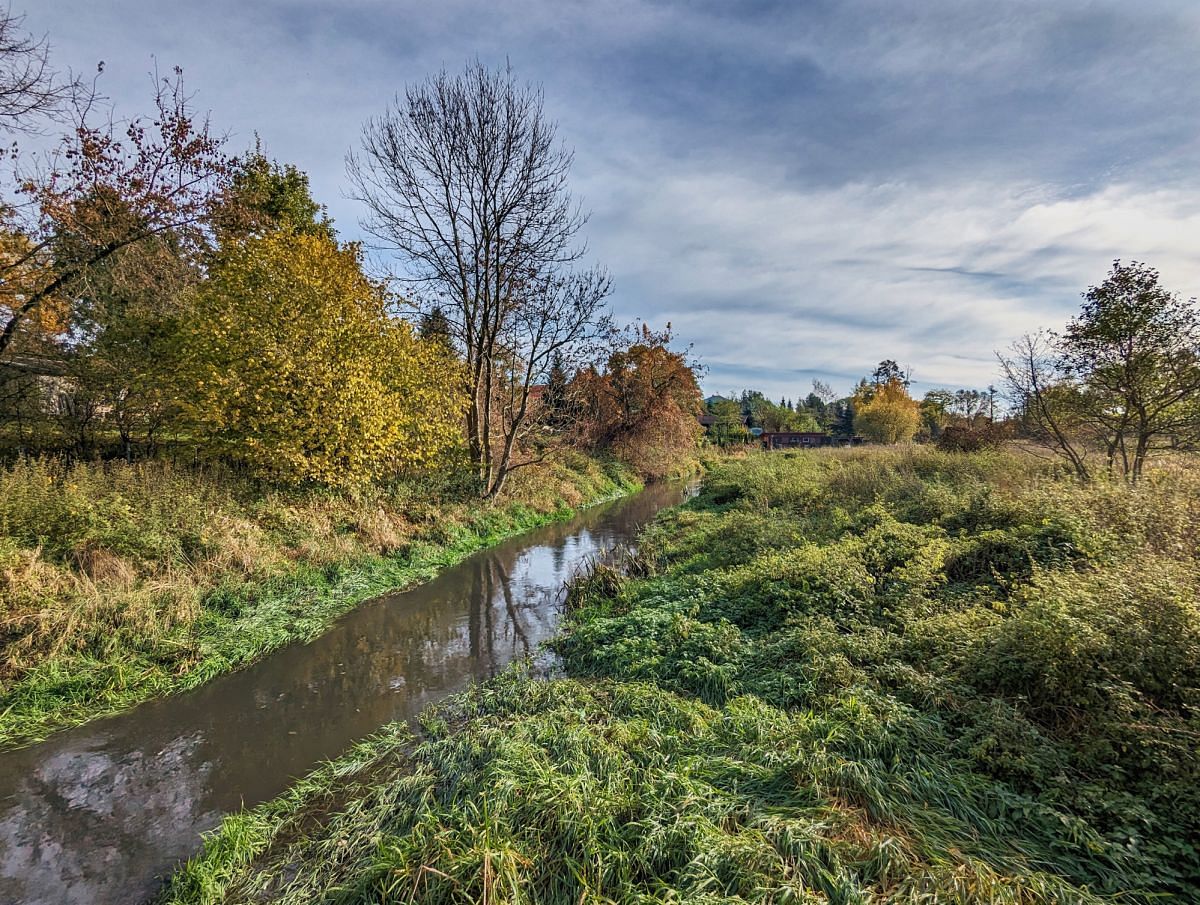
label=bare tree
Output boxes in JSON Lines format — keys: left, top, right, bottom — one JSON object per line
{"left": 349, "top": 61, "right": 608, "bottom": 496}
{"left": 487, "top": 267, "right": 609, "bottom": 494}
{"left": 0, "top": 6, "right": 77, "bottom": 132}
{"left": 811, "top": 379, "right": 836, "bottom": 405}
{"left": 998, "top": 331, "right": 1090, "bottom": 481}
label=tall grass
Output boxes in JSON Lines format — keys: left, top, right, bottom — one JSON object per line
{"left": 163, "top": 446, "right": 1200, "bottom": 903}
{"left": 0, "top": 451, "right": 640, "bottom": 747}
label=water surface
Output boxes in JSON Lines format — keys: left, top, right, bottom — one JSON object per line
{"left": 0, "top": 484, "right": 686, "bottom": 904}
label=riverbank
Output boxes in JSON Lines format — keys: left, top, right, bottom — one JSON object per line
{"left": 163, "top": 446, "right": 1200, "bottom": 903}
{"left": 0, "top": 453, "right": 640, "bottom": 749}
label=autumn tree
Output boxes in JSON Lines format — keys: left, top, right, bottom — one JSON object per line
{"left": 1, "top": 69, "right": 230, "bottom": 361}
{"left": 574, "top": 325, "right": 703, "bottom": 477}
{"left": 349, "top": 61, "right": 609, "bottom": 496}
{"left": 176, "top": 232, "right": 464, "bottom": 486}
{"left": 854, "top": 374, "right": 920, "bottom": 444}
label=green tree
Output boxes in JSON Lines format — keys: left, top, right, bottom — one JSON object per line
{"left": 710, "top": 397, "right": 747, "bottom": 445}
{"left": 66, "top": 233, "right": 198, "bottom": 458}
{"left": 543, "top": 351, "right": 572, "bottom": 431}
{"left": 214, "top": 145, "right": 335, "bottom": 240}
{"left": 418, "top": 306, "right": 454, "bottom": 351}
{"left": 920, "top": 389, "right": 954, "bottom": 440}
{"left": 872, "top": 359, "right": 910, "bottom": 386}
{"left": 1061, "top": 260, "right": 1200, "bottom": 480}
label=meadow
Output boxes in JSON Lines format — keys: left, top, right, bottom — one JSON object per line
{"left": 163, "top": 446, "right": 1200, "bottom": 903}
{"left": 0, "top": 452, "right": 639, "bottom": 748}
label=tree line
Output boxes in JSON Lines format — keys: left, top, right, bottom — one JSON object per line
{"left": 705, "top": 362, "right": 994, "bottom": 448}
{"left": 707, "top": 258, "right": 1200, "bottom": 479}
{"left": 0, "top": 18, "right": 702, "bottom": 493}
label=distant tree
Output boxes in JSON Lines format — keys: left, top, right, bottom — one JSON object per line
{"left": 811, "top": 380, "right": 836, "bottom": 405}
{"left": 543, "top": 351, "right": 572, "bottom": 431}
{"left": 950, "top": 389, "right": 989, "bottom": 420}
{"left": 213, "top": 144, "right": 335, "bottom": 240}
{"left": 418, "top": 306, "right": 454, "bottom": 350}
{"left": 709, "top": 397, "right": 747, "bottom": 446}
{"left": 854, "top": 377, "right": 920, "bottom": 443}
{"left": 920, "top": 389, "right": 954, "bottom": 440}
{"left": 739, "top": 389, "right": 767, "bottom": 423}
{"left": 830, "top": 398, "right": 856, "bottom": 438}
{"left": 871, "top": 360, "right": 910, "bottom": 387}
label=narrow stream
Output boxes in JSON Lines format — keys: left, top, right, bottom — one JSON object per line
{"left": 0, "top": 483, "right": 687, "bottom": 905}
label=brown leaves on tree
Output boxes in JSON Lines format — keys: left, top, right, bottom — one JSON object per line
{"left": 1, "top": 67, "right": 231, "bottom": 359}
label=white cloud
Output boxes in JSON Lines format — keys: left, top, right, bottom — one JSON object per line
{"left": 587, "top": 162, "right": 1200, "bottom": 395}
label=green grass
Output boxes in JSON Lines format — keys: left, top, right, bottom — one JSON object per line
{"left": 0, "top": 452, "right": 641, "bottom": 748}
{"left": 163, "top": 446, "right": 1200, "bottom": 903}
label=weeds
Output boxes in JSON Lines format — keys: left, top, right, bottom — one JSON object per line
{"left": 163, "top": 447, "right": 1200, "bottom": 903}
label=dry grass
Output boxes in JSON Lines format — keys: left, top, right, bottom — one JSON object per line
{"left": 0, "top": 452, "right": 639, "bottom": 746}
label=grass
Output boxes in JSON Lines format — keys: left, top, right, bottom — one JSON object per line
{"left": 163, "top": 446, "right": 1200, "bottom": 903}
{"left": 0, "top": 451, "right": 641, "bottom": 748}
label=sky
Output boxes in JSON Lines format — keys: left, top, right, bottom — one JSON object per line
{"left": 27, "top": 0, "right": 1200, "bottom": 400}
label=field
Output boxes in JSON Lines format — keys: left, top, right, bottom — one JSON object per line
{"left": 163, "top": 446, "right": 1200, "bottom": 903}
{"left": 0, "top": 453, "right": 640, "bottom": 748}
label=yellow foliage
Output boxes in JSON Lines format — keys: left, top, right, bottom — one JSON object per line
{"left": 176, "top": 232, "right": 465, "bottom": 486}
{"left": 854, "top": 378, "right": 920, "bottom": 444}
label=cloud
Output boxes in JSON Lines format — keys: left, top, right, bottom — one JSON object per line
{"left": 27, "top": 0, "right": 1200, "bottom": 398}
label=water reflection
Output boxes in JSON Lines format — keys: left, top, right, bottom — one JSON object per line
{"left": 0, "top": 484, "right": 685, "bottom": 905}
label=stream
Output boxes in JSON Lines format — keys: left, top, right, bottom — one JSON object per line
{"left": 0, "top": 482, "right": 688, "bottom": 904}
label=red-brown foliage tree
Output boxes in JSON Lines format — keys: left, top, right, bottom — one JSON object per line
{"left": 573, "top": 324, "right": 703, "bottom": 478}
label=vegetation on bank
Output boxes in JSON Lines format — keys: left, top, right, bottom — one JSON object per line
{"left": 0, "top": 49, "right": 706, "bottom": 747}
{"left": 0, "top": 453, "right": 640, "bottom": 749}
{"left": 164, "top": 447, "right": 1200, "bottom": 903}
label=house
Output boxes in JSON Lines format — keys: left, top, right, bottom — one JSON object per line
{"left": 760, "top": 431, "right": 864, "bottom": 450}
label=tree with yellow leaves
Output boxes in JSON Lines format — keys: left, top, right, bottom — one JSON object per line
{"left": 176, "top": 231, "right": 464, "bottom": 486}
{"left": 853, "top": 375, "right": 920, "bottom": 444}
